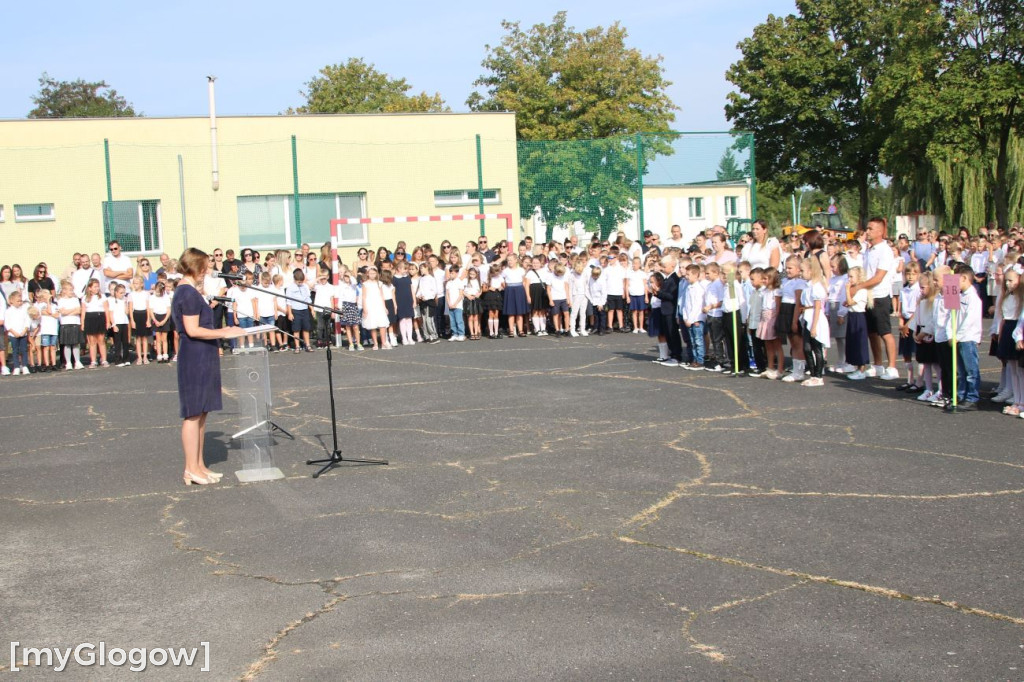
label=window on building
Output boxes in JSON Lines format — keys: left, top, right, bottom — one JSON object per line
{"left": 0, "top": 204, "right": 5, "bottom": 222}
{"left": 688, "top": 197, "right": 703, "bottom": 219}
{"left": 724, "top": 196, "right": 739, "bottom": 217}
{"left": 102, "top": 200, "right": 162, "bottom": 253}
{"left": 434, "top": 189, "right": 500, "bottom": 207}
{"left": 237, "top": 193, "right": 366, "bottom": 248}
{"left": 14, "top": 203, "right": 55, "bottom": 222}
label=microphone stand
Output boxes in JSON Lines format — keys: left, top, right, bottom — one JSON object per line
{"left": 214, "top": 275, "right": 388, "bottom": 476}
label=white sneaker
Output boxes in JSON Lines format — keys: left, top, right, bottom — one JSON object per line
{"left": 74, "top": 362, "right": 86, "bottom": 370}
{"left": 840, "top": 363, "right": 858, "bottom": 373}
{"left": 705, "top": 364, "right": 723, "bottom": 373}
{"left": 1, "top": 366, "right": 10, "bottom": 376}
{"left": 928, "top": 392, "right": 946, "bottom": 405}
{"left": 917, "top": 390, "right": 935, "bottom": 402}
{"left": 569, "top": 330, "right": 579, "bottom": 337}
{"left": 863, "top": 365, "right": 879, "bottom": 378}
{"left": 847, "top": 370, "right": 866, "bottom": 380}
{"left": 991, "top": 390, "right": 1012, "bottom": 403}
{"left": 652, "top": 357, "right": 669, "bottom": 363}
{"left": 65, "top": 364, "right": 73, "bottom": 371}
{"left": 580, "top": 330, "right": 589, "bottom": 336}
{"left": 781, "top": 372, "right": 805, "bottom": 383}
{"left": 659, "top": 358, "right": 679, "bottom": 367}
{"left": 801, "top": 377, "right": 824, "bottom": 387}
{"left": 632, "top": 328, "right": 640, "bottom": 334}
{"left": 881, "top": 367, "right": 901, "bottom": 381}
{"left": 764, "top": 369, "right": 779, "bottom": 380}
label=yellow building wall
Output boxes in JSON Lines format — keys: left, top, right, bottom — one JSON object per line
{"left": 0, "top": 113, "right": 519, "bottom": 274}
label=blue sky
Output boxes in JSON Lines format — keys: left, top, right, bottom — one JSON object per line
{"left": 2, "top": 0, "right": 796, "bottom": 130}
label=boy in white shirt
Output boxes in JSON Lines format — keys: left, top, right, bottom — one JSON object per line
{"left": 702, "top": 262, "right": 726, "bottom": 371}
{"left": 445, "top": 265, "right": 466, "bottom": 341}
{"left": 949, "top": 263, "right": 982, "bottom": 407}
{"left": 312, "top": 269, "right": 337, "bottom": 348}
{"left": 681, "top": 265, "right": 707, "bottom": 370}
{"left": 585, "top": 266, "right": 608, "bottom": 335}
{"left": 230, "top": 273, "right": 257, "bottom": 350}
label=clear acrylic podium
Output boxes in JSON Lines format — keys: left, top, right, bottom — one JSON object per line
{"left": 230, "top": 325, "right": 289, "bottom": 482}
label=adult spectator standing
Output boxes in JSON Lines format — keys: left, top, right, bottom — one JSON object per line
{"left": 852, "top": 217, "right": 899, "bottom": 380}
{"left": 641, "top": 230, "right": 655, "bottom": 254}
{"left": 71, "top": 256, "right": 95, "bottom": 298}
{"left": 222, "top": 249, "right": 243, "bottom": 274}
{"left": 911, "top": 228, "right": 935, "bottom": 269}
{"left": 156, "top": 252, "right": 172, "bottom": 275}
{"left": 711, "top": 233, "right": 738, "bottom": 265}
{"left": 663, "top": 224, "right": 687, "bottom": 250}
{"left": 137, "top": 257, "right": 158, "bottom": 290}
{"left": 102, "top": 240, "right": 134, "bottom": 288}
{"left": 478, "top": 235, "right": 498, "bottom": 263}
{"left": 27, "top": 263, "right": 56, "bottom": 302}
{"left": 89, "top": 253, "right": 108, "bottom": 292}
{"left": 741, "top": 219, "right": 781, "bottom": 270}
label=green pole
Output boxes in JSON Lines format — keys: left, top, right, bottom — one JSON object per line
{"left": 292, "top": 135, "right": 301, "bottom": 246}
{"left": 104, "top": 138, "right": 114, "bottom": 243}
{"left": 476, "top": 134, "right": 485, "bottom": 236}
{"left": 748, "top": 133, "right": 758, "bottom": 220}
{"left": 635, "top": 133, "right": 645, "bottom": 241}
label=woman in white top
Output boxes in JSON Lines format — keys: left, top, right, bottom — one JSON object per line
{"left": 742, "top": 219, "right": 781, "bottom": 271}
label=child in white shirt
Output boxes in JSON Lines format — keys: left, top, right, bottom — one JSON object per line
{"left": 5, "top": 290, "right": 31, "bottom": 374}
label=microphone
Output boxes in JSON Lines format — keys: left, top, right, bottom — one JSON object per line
{"left": 211, "top": 296, "right": 235, "bottom": 304}
{"left": 217, "top": 272, "right": 244, "bottom": 281}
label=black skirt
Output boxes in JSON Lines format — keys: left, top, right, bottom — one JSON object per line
{"left": 482, "top": 290, "right": 503, "bottom": 311}
{"left": 464, "top": 297, "right": 483, "bottom": 315}
{"left": 775, "top": 302, "right": 797, "bottom": 338}
{"left": 529, "top": 282, "right": 549, "bottom": 312}
{"left": 59, "top": 323, "right": 85, "bottom": 346}
{"left": 83, "top": 311, "right": 106, "bottom": 335}
{"left": 996, "top": 319, "right": 1019, "bottom": 361}
{"left": 132, "top": 310, "right": 151, "bottom": 334}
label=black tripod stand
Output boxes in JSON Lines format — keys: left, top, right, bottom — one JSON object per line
{"left": 306, "top": 341, "right": 388, "bottom": 477}
{"left": 215, "top": 273, "right": 388, "bottom": 477}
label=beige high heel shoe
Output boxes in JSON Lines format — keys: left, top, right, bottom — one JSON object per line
{"left": 183, "top": 471, "right": 213, "bottom": 485}
{"left": 203, "top": 471, "right": 223, "bottom": 482}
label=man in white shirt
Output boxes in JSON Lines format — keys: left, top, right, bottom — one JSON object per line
{"left": 102, "top": 240, "right": 134, "bottom": 286}
{"left": 663, "top": 224, "right": 687, "bottom": 250}
{"left": 852, "top": 217, "right": 899, "bottom": 379}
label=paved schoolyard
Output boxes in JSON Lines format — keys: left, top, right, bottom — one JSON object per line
{"left": 2, "top": 334, "right": 1022, "bottom": 679}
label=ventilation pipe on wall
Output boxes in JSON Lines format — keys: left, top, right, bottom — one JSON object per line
{"left": 207, "top": 76, "right": 220, "bottom": 191}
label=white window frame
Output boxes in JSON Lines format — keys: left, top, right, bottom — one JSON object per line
{"left": 237, "top": 193, "right": 367, "bottom": 250}
{"left": 0, "top": 204, "right": 5, "bottom": 222}
{"left": 14, "top": 203, "right": 55, "bottom": 222}
{"left": 688, "top": 197, "right": 704, "bottom": 220}
{"left": 724, "top": 196, "right": 739, "bottom": 218}
{"left": 102, "top": 199, "right": 163, "bottom": 255}
{"left": 434, "top": 189, "right": 500, "bottom": 207}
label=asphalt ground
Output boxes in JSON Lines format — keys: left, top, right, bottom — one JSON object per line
{"left": 1, "top": 332, "right": 1023, "bottom": 680}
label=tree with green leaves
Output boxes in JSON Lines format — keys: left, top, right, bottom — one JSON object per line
{"left": 725, "top": 0, "right": 902, "bottom": 227}
{"left": 29, "top": 73, "right": 137, "bottom": 118}
{"left": 291, "top": 58, "right": 446, "bottom": 114}
{"left": 882, "top": 0, "right": 1024, "bottom": 228}
{"left": 469, "top": 12, "right": 676, "bottom": 238}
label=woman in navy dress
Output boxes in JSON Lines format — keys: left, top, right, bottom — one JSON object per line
{"left": 172, "top": 248, "right": 244, "bottom": 485}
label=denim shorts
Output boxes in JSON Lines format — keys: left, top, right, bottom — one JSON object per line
{"left": 40, "top": 334, "right": 58, "bottom": 347}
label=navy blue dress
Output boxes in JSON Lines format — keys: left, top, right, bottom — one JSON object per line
{"left": 171, "top": 284, "right": 223, "bottom": 419}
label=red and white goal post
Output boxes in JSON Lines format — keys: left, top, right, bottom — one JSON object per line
{"left": 327, "top": 213, "right": 516, "bottom": 344}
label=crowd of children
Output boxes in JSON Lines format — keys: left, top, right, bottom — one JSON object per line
{"left": 2, "top": 223, "right": 1023, "bottom": 420}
